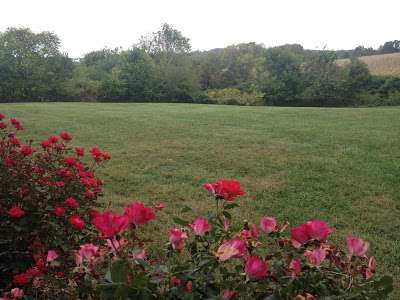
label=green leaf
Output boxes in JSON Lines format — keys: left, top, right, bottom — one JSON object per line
{"left": 283, "top": 244, "right": 295, "bottom": 252}
{"left": 114, "top": 284, "right": 136, "bottom": 298}
{"left": 181, "top": 206, "right": 192, "bottom": 213}
{"left": 135, "top": 258, "right": 150, "bottom": 268}
{"left": 173, "top": 217, "right": 190, "bottom": 227}
{"left": 198, "top": 259, "right": 211, "bottom": 267}
{"left": 373, "top": 275, "right": 393, "bottom": 295}
{"left": 111, "top": 261, "right": 131, "bottom": 283}
{"left": 273, "top": 263, "right": 285, "bottom": 278}
{"left": 224, "top": 203, "right": 239, "bottom": 210}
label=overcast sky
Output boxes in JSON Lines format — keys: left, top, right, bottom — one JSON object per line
{"left": 1, "top": 0, "right": 399, "bottom": 58}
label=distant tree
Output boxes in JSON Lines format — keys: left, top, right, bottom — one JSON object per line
{"left": 0, "top": 27, "right": 73, "bottom": 102}
{"left": 256, "top": 48, "right": 303, "bottom": 105}
{"left": 101, "top": 48, "right": 156, "bottom": 102}
{"left": 277, "top": 43, "right": 305, "bottom": 57}
{"left": 354, "top": 46, "right": 376, "bottom": 57}
{"left": 344, "top": 56, "right": 372, "bottom": 104}
{"left": 138, "top": 23, "right": 191, "bottom": 60}
{"left": 379, "top": 40, "right": 400, "bottom": 54}
{"left": 192, "top": 52, "right": 224, "bottom": 90}
{"left": 152, "top": 56, "right": 201, "bottom": 102}
{"left": 81, "top": 48, "right": 120, "bottom": 78}
{"left": 301, "top": 50, "right": 346, "bottom": 106}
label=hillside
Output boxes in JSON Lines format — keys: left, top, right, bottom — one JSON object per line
{"left": 337, "top": 52, "right": 400, "bottom": 77}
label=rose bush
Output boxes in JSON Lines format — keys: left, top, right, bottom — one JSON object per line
{"left": 0, "top": 114, "right": 111, "bottom": 293}
{"left": 0, "top": 115, "right": 393, "bottom": 299}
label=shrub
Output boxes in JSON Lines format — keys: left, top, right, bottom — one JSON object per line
{"left": 0, "top": 114, "right": 110, "bottom": 292}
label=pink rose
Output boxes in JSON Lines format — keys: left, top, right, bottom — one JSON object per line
{"left": 250, "top": 224, "right": 260, "bottom": 238}
{"left": 347, "top": 237, "right": 369, "bottom": 259}
{"left": 307, "top": 219, "right": 334, "bottom": 241}
{"left": 260, "top": 217, "right": 277, "bottom": 233}
{"left": 169, "top": 228, "right": 188, "bottom": 251}
{"left": 78, "top": 243, "right": 99, "bottom": 260}
{"left": 289, "top": 259, "right": 301, "bottom": 277}
{"left": 189, "top": 217, "right": 211, "bottom": 236}
{"left": 216, "top": 238, "right": 247, "bottom": 261}
{"left": 124, "top": 202, "right": 155, "bottom": 226}
{"left": 92, "top": 211, "right": 130, "bottom": 239}
{"left": 204, "top": 180, "right": 223, "bottom": 195}
{"left": 46, "top": 250, "right": 58, "bottom": 263}
{"left": 245, "top": 255, "right": 269, "bottom": 280}
{"left": 304, "top": 249, "right": 326, "bottom": 267}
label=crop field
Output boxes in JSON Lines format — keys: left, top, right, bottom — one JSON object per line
{"left": 2, "top": 103, "right": 400, "bottom": 297}
{"left": 337, "top": 52, "right": 400, "bottom": 77}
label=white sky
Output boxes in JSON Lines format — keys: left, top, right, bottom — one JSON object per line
{"left": 1, "top": 0, "right": 399, "bottom": 58}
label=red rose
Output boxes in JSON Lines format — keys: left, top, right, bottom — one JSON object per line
{"left": 84, "top": 191, "right": 95, "bottom": 198}
{"left": 9, "top": 138, "right": 21, "bottom": 147}
{"left": 102, "top": 153, "right": 111, "bottom": 160}
{"left": 70, "top": 214, "right": 86, "bottom": 231}
{"left": 63, "top": 157, "right": 78, "bottom": 166}
{"left": 75, "top": 147, "right": 85, "bottom": 156}
{"left": 52, "top": 206, "right": 66, "bottom": 216}
{"left": 65, "top": 198, "right": 79, "bottom": 210}
{"left": 90, "top": 148, "right": 102, "bottom": 156}
{"left": 13, "top": 273, "right": 30, "bottom": 285}
{"left": 59, "top": 132, "right": 73, "bottom": 141}
{"left": 220, "top": 180, "right": 246, "bottom": 201}
{"left": 54, "top": 144, "right": 65, "bottom": 151}
{"left": 40, "top": 140, "right": 52, "bottom": 149}
{"left": 20, "top": 146, "right": 33, "bottom": 156}
{"left": 10, "top": 118, "right": 20, "bottom": 126}
{"left": 92, "top": 155, "right": 102, "bottom": 162}
{"left": 8, "top": 206, "right": 24, "bottom": 218}
{"left": 48, "top": 136, "right": 59, "bottom": 143}
{"left": 0, "top": 122, "right": 8, "bottom": 129}
{"left": 36, "top": 260, "right": 46, "bottom": 271}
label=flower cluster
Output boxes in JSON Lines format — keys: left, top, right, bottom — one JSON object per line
{"left": 0, "top": 114, "right": 111, "bottom": 293}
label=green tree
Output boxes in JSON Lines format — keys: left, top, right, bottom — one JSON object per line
{"left": 138, "top": 23, "right": 191, "bottom": 60}
{"left": 344, "top": 56, "right": 372, "bottom": 104}
{"left": 152, "top": 56, "right": 200, "bottom": 102}
{"left": 192, "top": 52, "right": 224, "bottom": 90}
{"left": 257, "top": 47, "right": 303, "bottom": 105}
{"left": 0, "top": 27, "right": 73, "bottom": 102}
{"left": 301, "top": 50, "right": 346, "bottom": 106}
{"left": 354, "top": 45, "right": 376, "bottom": 57}
{"left": 379, "top": 40, "right": 400, "bottom": 54}
{"left": 101, "top": 48, "right": 156, "bottom": 102}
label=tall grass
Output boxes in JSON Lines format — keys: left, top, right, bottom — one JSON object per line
{"left": 2, "top": 103, "right": 400, "bottom": 297}
{"left": 337, "top": 52, "right": 400, "bottom": 77}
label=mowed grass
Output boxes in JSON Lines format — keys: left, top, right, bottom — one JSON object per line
{"left": 337, "top": 52, "right": 400, "bottom": 77}
{"left": 2, "top": 103, "right": 400, "bottom": 297}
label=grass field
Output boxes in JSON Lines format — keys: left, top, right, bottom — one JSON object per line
{"left": 337, "top": 52, "right": 400, "bottom": 77}
{"left": 2, "top": 103, "right": 400, "bottom": 297}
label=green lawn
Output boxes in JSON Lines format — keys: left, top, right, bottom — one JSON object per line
{"left": 2, "top": 103, "right": 400, "bottom": 297}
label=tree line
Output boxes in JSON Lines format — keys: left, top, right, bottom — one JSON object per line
{"left": 1, "top": 25, "right": 400, "bottom": 106}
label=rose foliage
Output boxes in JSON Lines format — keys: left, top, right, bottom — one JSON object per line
{"left": 0, "top": 115, "right": 393, "bottom": 299}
